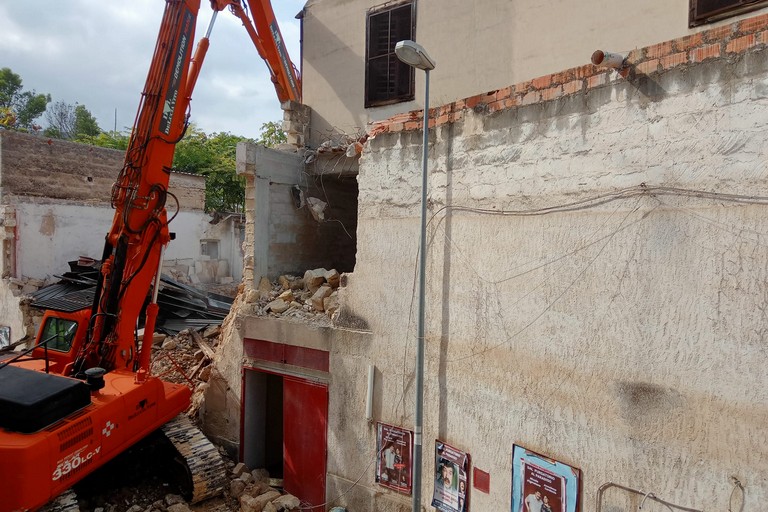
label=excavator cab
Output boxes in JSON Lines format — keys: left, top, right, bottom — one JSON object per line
{"left": 31, "top": 309, "right": 89, "bottom": 375}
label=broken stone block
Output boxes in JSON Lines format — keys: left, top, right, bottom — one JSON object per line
{"left": 278, "top": 275, "right": 291, "bottom": 290}
{"left": 199, "top": 366, "right": 212, "bottom": 382}
{"left": 273, "top": 494, "right": 301, "bottom": 510}
{"left": 324, "top": 269, "right": 340, "bottom": 288}
{"left": 324, "top": 292, "right": 339, "bottom": 318}
{"left": 267, "top": 298, "right": 290, "bottom": 314}
{"left": 126, "top": 506, "right": 143, "bottom": 512}
{"left": 167, "top": 504, "right": 191, "bottom": 512}
{"left": 258, "top": 277, "right": 272, "bottom": 300}
{"left": 263, "top": 502, "right": 278, "bottom": 512}
{"left": 203, "top": 325, "right": 221, "bottom": 338}
{"left": 230, "top": 479, "right": 246, "bottom": 498}
{"left": 310, "top": 285, "right": 333, "bottom": 311}
{"left": 161, "top": 339, "right": 177, "bottom": 351}
{"left": 278, "top": 290, "right": 294, "bottom": 302}
{"left": 240, "top": 471, "right": 254, "bottom": 484}
{"left": 240, "top": 490, "right": 281, "bottom": 512}
{"left": 245, "top": 289, "right": 258, "bottom": 303}
{"left": 232, "top": 462, "right": 248, "bottom": 478}
{"left": 251, "top": 468, "right": 270, "bottom": 483}
{"left": 164, "top": 495, "right": 185, "bottom": 506}
{"left": 303, "top": 269, "right": 325, "bottom": 294}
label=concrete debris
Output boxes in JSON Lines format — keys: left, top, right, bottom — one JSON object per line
{"left": 305, "top": 197, "right": 327, "bottom": 222}
{"left": 257, "top": 268, "right": 342, "bottom": 323}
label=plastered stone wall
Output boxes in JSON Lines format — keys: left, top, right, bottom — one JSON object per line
{"left": 330, "top": 34, "right": 768, "bottom": 512}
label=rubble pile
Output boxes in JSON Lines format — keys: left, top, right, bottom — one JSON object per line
{"left": 246, "top": 268, "right": 341, "bottom": 325}
{"left": 150, "top": 326, "right": 222, "bottom": 387}
{"left": 78, "top": 458, "right": 302, "bottom": 512}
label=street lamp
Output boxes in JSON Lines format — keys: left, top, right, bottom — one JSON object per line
{"left": 395, "top": 39, "right": 435, "bottom": 512}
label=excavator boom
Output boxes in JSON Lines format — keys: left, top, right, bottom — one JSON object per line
{"left": 0, "top": 1, "right": 300, "bottom": 510}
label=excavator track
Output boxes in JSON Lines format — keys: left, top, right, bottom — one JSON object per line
{"left": 40, "top": 490, "right": 79, "bottom": 512}
{"left": 161, "top": 414, "right": 228, "bottom": 504}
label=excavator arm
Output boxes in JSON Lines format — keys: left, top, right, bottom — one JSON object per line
{"left": 81, "top": 0, "right": 300, "bottom": 375}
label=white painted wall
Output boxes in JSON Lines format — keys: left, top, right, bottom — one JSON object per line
{"left": 12, "top": 202, "right": 241, "bottom": 283}
{"left": 328, "top": 44, "right": 768, "bottom": 512}
{"left": 302, "top": 0, "right": 768, "bottom": 144}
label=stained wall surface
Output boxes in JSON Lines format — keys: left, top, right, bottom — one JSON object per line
{"left": 325, "top": 21, "right": 768, "bottom": 512}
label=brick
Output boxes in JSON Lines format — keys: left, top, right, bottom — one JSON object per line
{"left": 497, "top": 86, "right": 513, "bottom": 100}
{"left": 514, "top": 80, "right": 533, "bottom": 95}
{"left": 521, "top": 90, "right": 540, "bottom": 105}
{"left": 759, "top": 31, "right": 768, "bottom": 45}
{"left": 646, "top": 41, "right": 674, "bottom": 59}
{"left": 488, "top": 99, "right": 507, "bottom": 112}
{"left": 574, "top": 65, "right": 595, "bottom": 80}
{"left": 531, "top": 75, "right": 552, "bottom": 89}
{"left": 739, "top": 13, "right": 768, "bottom": 34}
{"left": 689, "top": 43, "right": 721, "bottom": 63}
{"left": 636, "top": 59, "right": 660, "bottom": 75}
{"left": 726, "top": 34, "right": 758, "bottom": 53}
{"left": 404, "top": 120, "right": 420, "bottom": 131}
{"left": 541, "top": 85, "right": 563, "bottom": 102}
{"left": 436, "top": 114, "right": 450, "bottom": 125}
{"left": 626, "top": 48, "right": 643, "bottom": 63}
{"left": 703, "top": 25, "right": 733, "bottom": 43}
{"left": 550, "top": 70, "right": 574, "bottom": 84}
{"left": 562, "top": 80, "right": 583, "bottom": 95}
{"left": 389, "top": 122, "right": 405, "bottom": 132}
{"left": 675, "top": 33, "right": 704, "bottom": 51}
{"left": 465, "top": 94, "right": 486, "bottom": 109}
{"left": 661, "top": 52, "right": 687, "bottom": 70}
{"left": 587, "top": 73, "right": 609, "bottom": 89}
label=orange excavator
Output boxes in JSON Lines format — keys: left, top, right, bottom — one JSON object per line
{"left": 0, "top": 1, "right": 300, "bottom": 510}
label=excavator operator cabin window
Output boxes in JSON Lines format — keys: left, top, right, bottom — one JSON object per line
{"left": 365, "top": 1, "right": 415, "bottom": 107}
{"left": 39, "top": 318, "right": 77, "bottom": 353}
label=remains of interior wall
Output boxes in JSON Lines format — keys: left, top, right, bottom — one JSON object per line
{"left": 329, "top": 36, "right": 768, "bottom": 512}
{"left": 236, "top": 143, "right": 357, "bottom": 284}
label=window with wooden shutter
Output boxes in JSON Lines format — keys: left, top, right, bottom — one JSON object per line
{"left": 365, "top": 2, "right": 415, "bottom": 107}
{"left": 690, "top": 0, "right": 768, "bottom": 27}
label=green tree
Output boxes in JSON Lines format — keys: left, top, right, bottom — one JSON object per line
{"left": 44, "top": 101, "right": 101, "bottom": 140}
{"left": 174, "top": 128, "right": 253, "bottom": 212}
{"left": 73, "top": 105, "right": 101, "bottom": 138}
{"left": 78, "top": 130, "right": 130, "bottom": 150}
{"left": 257, "top": 121, "right": 287, "bottom": 146}
{"left": 0, "top": 68, "right": 50, "bottom": 131}
{"left": 44, "top": 100, "right": 76, "bottom": 139}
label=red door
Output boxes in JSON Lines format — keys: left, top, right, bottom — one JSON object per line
{"left": 282, "top": 376, "right": 328, "bottom": 508}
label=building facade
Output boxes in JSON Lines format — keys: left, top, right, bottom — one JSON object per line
{"left": 211, "top": 2, "right": 768, "bottom": 511}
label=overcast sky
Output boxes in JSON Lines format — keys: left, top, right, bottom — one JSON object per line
{"left": 1, "top": 0, "right": 305, "bottom": 139}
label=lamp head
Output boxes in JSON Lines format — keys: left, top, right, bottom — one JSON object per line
{"left": 395, "top": 40, "right": 436, "bottom": 71}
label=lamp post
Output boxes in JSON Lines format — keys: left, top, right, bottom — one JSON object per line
{"left": 395, "top": 39, "right": 435, "bottom": 512}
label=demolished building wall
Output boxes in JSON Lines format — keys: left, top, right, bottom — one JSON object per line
{"left": 327, "top": 19, "right": 768, "bottom": 512}
{"left": 0, "top": 131, "right": 242, "bottom": 343}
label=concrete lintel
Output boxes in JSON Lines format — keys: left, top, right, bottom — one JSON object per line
{"left": 240, "top": 314, "right": 333, "bottom": 353}
{"left": 236, "top": 142, "right": 303, "bottom": 184}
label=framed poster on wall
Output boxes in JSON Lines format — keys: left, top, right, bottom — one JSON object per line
{"left": 511, "top": 444, "right": 580, "bottom": 512}
{"left": 375, "top": 423, "right": 413, "bottom": 495}
{"left": 432, "top": 440, "right": 471, "bottom": 512}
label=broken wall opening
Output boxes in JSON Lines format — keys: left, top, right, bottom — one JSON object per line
{"left": 239, "top": 143, "right": 358, "bottom": 282}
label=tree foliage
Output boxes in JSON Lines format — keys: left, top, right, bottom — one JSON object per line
{"left": 174, "top": 127, "right": 253, "bottom": 213}
{"left": 0, "top": 67, "right": 50, "bottom": 131}
{"left": 45, "top": 101, "right": 101, "bottom": 140}
{"left": 257, "top": 121, "right": 287, "bottom": 147}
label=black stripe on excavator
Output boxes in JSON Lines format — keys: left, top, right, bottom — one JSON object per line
{"left": 159, "top": 7, "right": 195, "bottom": 136}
